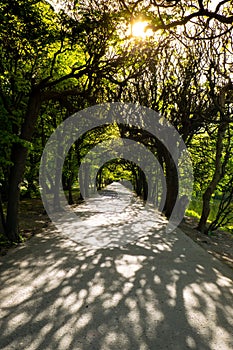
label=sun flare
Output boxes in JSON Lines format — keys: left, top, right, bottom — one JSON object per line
{"left": 131, "top": 21, "right": 153, "bottom": 38}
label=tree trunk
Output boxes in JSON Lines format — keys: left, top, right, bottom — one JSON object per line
{"left": 142, "top": 170, "right": 148, "bottom": 201}
{"left": 197, "top": 122, "right": 228, "bottom": 234}
{"left": 0, "top": 191, "right": 6, "bottom": 237}
{"left": 68, "top": 175, "right": 74, "bottom": 205}
{"left": 5, "top": 89, "right": 41, "bottom": 242}
{"left": 197, "top": 188, "right": 212, "bottom": 234}
{"left": 162, "top": 149, "right": 179, "bottom": 218}
{"left": 197, "top": 81, "right": 232, "bottom": 234}
{"left": 5, "top": 145, "right": 28, "bottom": 242}
{"left": 163, "top": 161, "right": 179, "bottom": 218}
{"left": 84, "top": 163, "right": 90, "bottom": 198}
{"left": 97, "top": 168, "right": 102, "bottom": 190}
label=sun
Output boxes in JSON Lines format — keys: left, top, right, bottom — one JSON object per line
{"left": 131, "top": 21, "right": 153, "bottom": 38}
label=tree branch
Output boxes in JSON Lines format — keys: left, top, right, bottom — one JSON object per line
{"left": 148, "top": 8, "right": 233, "bottom": 33}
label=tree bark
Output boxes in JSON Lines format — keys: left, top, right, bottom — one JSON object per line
{"left": 163, "top": 159, "right": 179, "bottom": 218}
{"left": 5, "top": 89, "right": 41, "bottom": 242}
{"left": 197, "top": 80, "right": 232, "bottom": 234}
{"left": 160, "top": 146, "right": 179, "bottom": 218}
{"left": 0, "top": 191, "right": 6, "bottom": 237}
{"left": 197, "top": 122, "right": 228, "bottom": 234}
{"left": 5, "top": 145, "right": 28, "bottom": 242}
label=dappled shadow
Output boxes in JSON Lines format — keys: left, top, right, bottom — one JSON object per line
{"left": 0, "top": 224, "right": 233, "bottom": 349}
{"left": 59, "top": 182, "right": 167, "bottom": 248}
{"left": 179, "top": 219, "right": 233, "bottom": 269}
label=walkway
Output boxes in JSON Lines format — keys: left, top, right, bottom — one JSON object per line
{"left": 0, "top": 183, "right": 233, "bottom": 349}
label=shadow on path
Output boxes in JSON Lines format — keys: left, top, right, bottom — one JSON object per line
{"left": 57, "top": 182, "right": 167, "bottom": 248}
{"left": 0, "top": 223, "right": 233, "bottom": 349}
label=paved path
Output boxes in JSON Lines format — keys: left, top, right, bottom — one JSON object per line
{"left": 0, "top": 183, "right": 233, "bottom": 350}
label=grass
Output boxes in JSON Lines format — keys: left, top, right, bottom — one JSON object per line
{"left": 185, "top": 209, "right": 200, "bottom": 220}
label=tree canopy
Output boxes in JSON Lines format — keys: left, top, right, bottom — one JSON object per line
{"left": 0, "top": 0, "right": 232, "bottom": 242}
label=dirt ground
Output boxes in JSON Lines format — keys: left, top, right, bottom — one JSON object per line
{"left": 179, "top": 217, "right": 233, "bottom": 270}
{"left": 1, "top": 199, "right": 233, "bottom": 270}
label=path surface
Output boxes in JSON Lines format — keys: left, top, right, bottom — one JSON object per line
{"left": 58, "top": 182, "right": 167, "bottom": 248}
{"left": 0, "top": 183, "right": 233, "bottom": 350}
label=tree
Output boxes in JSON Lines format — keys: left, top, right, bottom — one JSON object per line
{"left": 197, "top": 80, "right": 233, "bottom": 233}
{"left": 1, "top": 0, "right": 232, "bottom": 242}
{"left": 1, "top": 0, "right": 158, "bottom": 241}
{"left": 0, "top": 0, "right": 138, "bottom": 241}
{"left": 118, "top": 0, "right": 233, "bottom": 37}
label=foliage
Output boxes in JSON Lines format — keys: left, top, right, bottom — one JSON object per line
{"left": 0, "top": 0, "right": 233, "bottom": 241}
